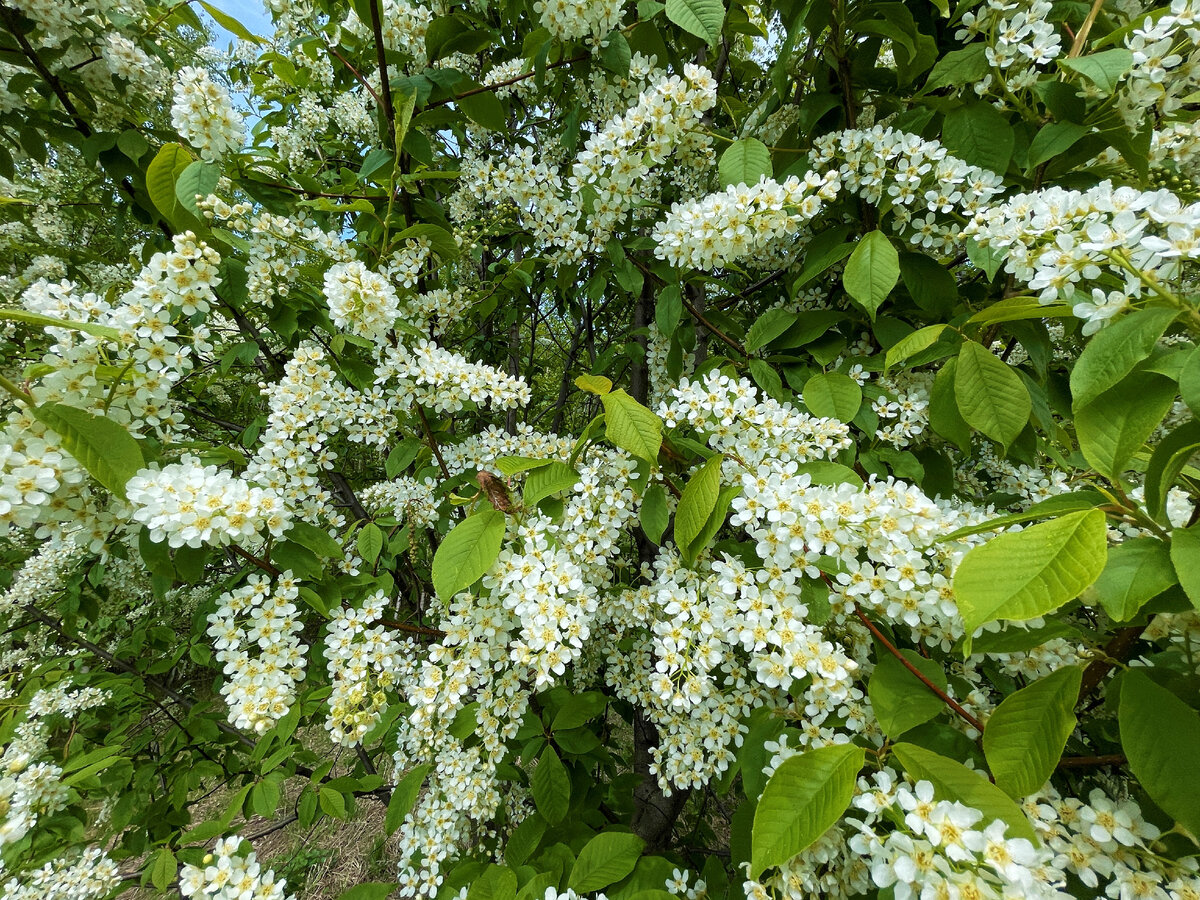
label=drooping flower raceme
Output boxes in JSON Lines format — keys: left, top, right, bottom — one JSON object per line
{"left": 323, "top": 260, "right": 402, "bottom": 343}
{"left": 179, "top": 835, "right": 294, "bottom": 900}
{"left": 171, "top": 67, "right": 245, "bottom": 162}
{"left": 127, "top": 456, "right": 293, "bottom": 549}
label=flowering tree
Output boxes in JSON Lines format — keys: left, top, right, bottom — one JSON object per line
{"left": 2, "top": 0, "right": 1200, "bottom": 898}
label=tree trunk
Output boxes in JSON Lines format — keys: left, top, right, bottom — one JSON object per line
{"left": 630, "top": 707, "right": 690, "bottom": 850}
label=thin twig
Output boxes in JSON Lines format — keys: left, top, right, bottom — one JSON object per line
{"left": 853, "top": 605, "right": 985, "bottom": 733}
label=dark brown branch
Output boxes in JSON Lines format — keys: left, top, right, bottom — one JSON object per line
{"left": 426, "top": 54, "right": 589, "bottom": 111}
{"left": 1057, "top": 753, "right": 1126, "bottom": 769}
{"left": 853, "top": 605, "right": 985, "bottom": 732}
{"left": 366, "top": 0, "right": 395, "bottom": 136}
{"left": 1077, "top": 625, "right": 1148, "bottom": 704}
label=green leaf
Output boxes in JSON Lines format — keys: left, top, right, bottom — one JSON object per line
{"left": 965, "top": 238, "right": 1004, "bottom": 281}
{"left": 33, "top": 403, "right": 144, "bottom": 500}
{"left": 386, "top": 437, "right": 424, "bottom": 479}
{"left": 802, "top": 373, "right": 862, "bottom": 422}
{"left": 1180, "top": 347, "right": 1200, "bottom": 416}
{"left": 1119, "top": 671, "right": 1200, "bottom": 838}
{"left": 1170, "top": 522, "right": 1200, "bottom": 610}
{"left": 750, "top": 743, "right": 864, "bottom": 878}
{"left": 175, "top": 160, "right": 220, "bottom": 218}
{"left": 640, "top": 483, "right": 670, "bottom": 544}
{"left": 523, "top": 461, "right": 580, "bottom": 507}
{"left": 505, "top": 814, "right": 547, "bottom": 867}
{"left": 1084, "top": 537, "right": 1177, "bottom": 621}
{"left": 1060, "top": 48, "right": 1134, "bottom": 95}
{"left": 396, "top": 223, "right": 459, "bottom": 261}
{"left": 1070, "top": 307, "right": 1177, "bottom": 410}
{"left": 655, "top": 285, "right": 682, "bottom": 335}
{"left": 530, "top": 747, "right": 570, "bottom": 825}
{"left": 675, "top": 454, "right": 722, "bottom": 563}
{"left": 954, "top": 510, "right": 1108, "bottom": 648}
{"left": 458, "top": 90, "right": 507, "bottom": 131}
{"left": 431, "top": 508, "right": 507, "bottom": 598}
{"left": 198, "top": 0, "right": 264, "bottom": 42}
{"left": 569, "top": 832, "right": 646, "bottom": 892}
{"left": 357, "top": 523, "right": 385, "bottom": 565}
{"left": 1075, "top": 372, "right": 1177, "bottom": 480}
{"left": 1145, "top": 421, "right": 1200, "bottom": 523}
{"left": 868, "top": 649, "right": 948, "bottom": 739}
{"left": 0, "top": 308, "right": 122, "bottom": 340}
{"left": 575, "top": 375, "right": 613, "bottom": 395}
{"left": 601, "top": 389, "right": 663, "bottom": 463}
{"left": 885, "top": 324, "right": 948, "bottom": 371}
{"left": 745, "top": 308, "right": 797, "bottom": 353}
{"left": 924, "top": 44, "right": 988, "bottom": 91}
{"left": 843, "top": 230, "right": 899, "bottom": 320}
{"left": 891, "top": 743, "right": 1037, "bottom": 842}
{"left": 953, "top": 341, "right": 1030, "bottom": 449}
{"left": 286, "top": 520, "right": 342, "bottom": 559}
{"left": 468, "top": 865, "right": 518, "bottom": 900}
{"left": 149, "top": 848, "right": 176, "bottom": 891}
{"left": 665, "top": 0, "right": 725, "bottom": 45}
{"left": 718, "top": 138, "right": 771, "bottom": 188}
{"left": 941, "top": 102, "right": 1014, "bottom": 173}
{"left": 929, "top": 359, "right": 972, "bottom": 452}
{"left": 319, "top": 786, "right": 347, "bottom": 819}
{"left": 1026, "top": 121, "right": 1091, "bottom": 170}
{"left": 983, "top": 666, "right": 1082, "bottom": 798}
{"left": 338, "top": 884, "right": 397, "bottom": 900}
{"left": 146, "top": 142, "right": 194, "bottom": 228}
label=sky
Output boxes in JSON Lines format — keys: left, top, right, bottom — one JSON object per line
{"left": 201, "top": 0, "right": 275, "bottom": 49}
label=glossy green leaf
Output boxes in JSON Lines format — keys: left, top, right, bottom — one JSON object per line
{"left": 868, "top": 648, "right": 947, "bottom": 739}
{"left": 750, "top": 743, "right": 864, "bottom": 878}
{"left": 1070, "top": 307, "right": 1177, "bottom": 410}
{"left": 802, "top": 372, "right": 862, "bottom": 422}
{"left": 530, "top": 746, "right": 570, "bottom": 825}
{"left": 1075, "top": 372, "right": 1177, "bottom": 480}
{"left": 665, "top": 0, "right": 725, "bottom": 44}
{"left": 954, "top": 341, "right": 1030, "bottom": 449}
{"left": 431, "top": 508, "right": 507, "bottom": 598}
{"left": 33, "top": 403, "right": 144, "bottom": 500}
{"left": 941, "top": 102, "right": 1013, "bottom": 173}
{"left": 746, "top": 307, "right": 797, "bottom": 353}
{"left": 891, "top": 743, "right": 1037, "bottom": 841}
{"left": 718, "top": 138, "right": 771, "bottom": 187}
{"left": 675, "top": 454, "right": 722, "bottom": 562}
{"left": 569, "top": 832, "right": 645, "bottom": 892}
{"left": 523, "top": 461, "right": 580, "bottom": 507}
{"left": 843, "top": 230, "right": 899, "bottom": 320}
{"left": 1170, "top": 522, "right": 1200, "bottom": 609}
{"left": 601, "top": 389, "right": 663, "bottom": 463}
{"left": 954, "top": 510, "right": 1108, "bottom": 647}
{"left": 640, "top": 483, "right": 670, "bottom": 544}
{"left": 983, "top": 666, "right": 1082, "bottom": 798}
{"left": 1119, "top": 671, "right": 1200, "bottom": 838}
{"left": 1084, "top": 537, "right": 1177, "bottom": 621}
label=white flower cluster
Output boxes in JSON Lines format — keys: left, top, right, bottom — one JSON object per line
{"left": 440, "top": 424, "right": 574, "bottom": 477}
{"left": 376, "top": 340, "right": 531, "bottom": 412}
{"left": 653, "top": 172, "right": 840, "bottom": 270}
{"left": 810, "top": 127, "right": 1006, "bottom": 251}
{"left": 955, "top": 0, "right": 1062, "bottom": 95}
{"left": 0, "top": 540, "right": 83, "bottom": 615}
{"left": 869, "top": 370, "right": 933, "bottom": 448}
{"left": 127, "top": 456, "right": 292, "bottom": 550}
{"left": 389, "top": 436, "right": 642, "bottom": 897}
{"left": 400, "top": 287, "right": 472, "bottom": 336}
{"left": 1, "top": 680, "right": 109, "bottom": 848}
{"left": 323, "top": 260, "right": 402, "bottom": 342}
{"left": 655, "top": 126, "right": 1005, "bottom": 270}
{"left": 324, "top": 591, "right": 408, "bottom": 746}
{"left": 171, "top": 67, "right": 245, "bottom": 162}
{"left": 1118, "top": 0, "right": 1200, "bottom": 128}
{"left": 1, "top": 234, "right": 220, "bottom": 545}
{"left": 201, "top": 198, "right": 353, "bottom": 308}
{"left": 243, "top": 344, "right": 347, "bottom": 527}
{"left": 456, "top": 65, "right": 716, "bottom": 266}
{"left": 534, "top": 0, "right": 624, "bottom": 42}
{"left": 482, "top": 58, "right": 532, "bottom": 99}
{"left": 179, "top": 835, "right": 294, "bottom": 900}
{"left": 343, "top": 0, "right": 431, "bottom": 64}
{"left": 965, "top": 180, "right": 1200, "bottom": 333}
{"left": 1, "top": 847, "right": 119, "bottom": 900}
{"left": 206, "top": 572, "right": 308, "bottom": 734}
{"left": 360, "top": 477, "right": 442, "bottom": 527}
